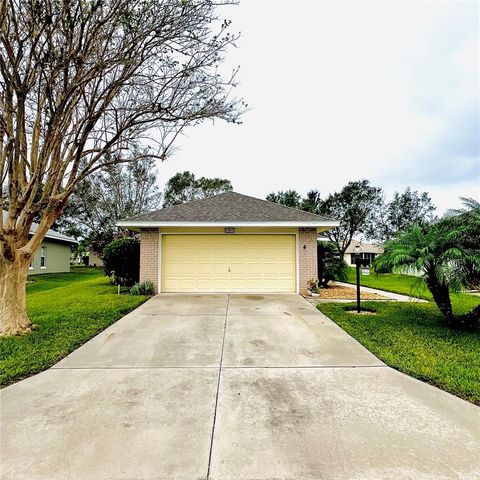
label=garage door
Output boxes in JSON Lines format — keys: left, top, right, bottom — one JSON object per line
{"left": 161, "top": 234, "right": 296, "bottom": 293}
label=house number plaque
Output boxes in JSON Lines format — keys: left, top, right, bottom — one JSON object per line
{"left": 224, "top": 227, "right": 235, "bottom": 234}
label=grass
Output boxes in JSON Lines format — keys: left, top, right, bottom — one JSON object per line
{"left": 345, "top": 267, "right": 479, "bottom": 315}
{"left": 0, "top": 267, "right": 148, "bottom": 386}
{"left": 320, "top": 270, "right": 480, "bottom": 404}
{"left": 346, "top": 267, "right": 430, "bottom": 298}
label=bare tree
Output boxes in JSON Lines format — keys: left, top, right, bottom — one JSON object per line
{"left": 0, "top": 0, "right": 243, "bottom": 335}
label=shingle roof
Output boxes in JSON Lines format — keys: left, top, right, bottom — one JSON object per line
{"left": 345, "top": 240, "right": 384, "bottom": 254}
{"left": 2, "top": 210, "right": 78, "bottom": 244}
{"left": 119, "top": 191, "right": 336, "bottom": 224}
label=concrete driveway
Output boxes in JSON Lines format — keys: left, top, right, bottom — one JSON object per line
{"left": 1, "top": 294, "right": 479, "bottom": 480}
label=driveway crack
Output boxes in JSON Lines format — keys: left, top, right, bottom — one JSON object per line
{"left": 206, "top": 294, "right": 230, "bottom": 479}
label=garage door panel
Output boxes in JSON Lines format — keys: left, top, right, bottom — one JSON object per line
{"left": 162, "top": 235, "right": 296, "bottom": 293}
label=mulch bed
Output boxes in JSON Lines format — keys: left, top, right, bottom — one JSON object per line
{"left": 316, "top": 285, "right": 387, "bottom": 300}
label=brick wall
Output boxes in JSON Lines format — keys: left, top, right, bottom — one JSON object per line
{"left": 139, "top": 228, "right": 316, "bottom": 295}
{"left": 139, "top": 229, "right": 159, "bottom": 293}
{"left": 298, "top": 229, "right": 318, "bottom": 295}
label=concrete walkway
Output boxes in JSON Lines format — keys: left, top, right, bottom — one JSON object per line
{"left": 330, "top": 280, "right": 428, "bottom": 302}
{"left": 1, "top": 294, "right": 478, "bottom": 480}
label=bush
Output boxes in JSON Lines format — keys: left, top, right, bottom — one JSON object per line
{"left": 102, "top": 237, "right": 140, "bottom": 286}
{"left": 317, "top": 242, "right": 348, "bottom": 287}
{"left": 306, "top": 278, "right": 320, "bottom": 293}
{"left": 130, "top": 281, "right": 155, "bottom": 296}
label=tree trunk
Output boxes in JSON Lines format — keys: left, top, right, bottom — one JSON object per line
{"left": 426, "top": 276, "right": 454, "bottom": 324}
{"left": 0, "top": 255, "right": 32, "bottom": 336}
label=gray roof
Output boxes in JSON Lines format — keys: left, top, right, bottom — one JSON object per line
{"left": 2, "top": 211, "right": 78, "bottom": 244}
{"left": 119, "top": 191, "right": 336, "bottom": 224}
{"left": 345, "top": 240, "right": 384, "bottom": 254}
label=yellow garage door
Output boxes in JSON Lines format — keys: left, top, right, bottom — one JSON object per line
{"left": 161, "top": 234, "right": 296, "bottom": 293}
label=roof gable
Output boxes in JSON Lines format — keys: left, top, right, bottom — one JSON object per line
{"left": 119, "top": 191, "right": 336, "bottom": 225}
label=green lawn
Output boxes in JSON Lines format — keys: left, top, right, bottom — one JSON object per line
{"left": 319, "top": 272, "right": 480, "bottom": 404}
{"left": 0, "top": 267, "right": 148, "bottom": 386}
{"left": 345, "top": 267, "right": 479, "bottom": 314}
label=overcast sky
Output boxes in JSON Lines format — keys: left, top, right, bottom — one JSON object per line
{"left": 158, "top": 0, "right": 479, "bottom": 215}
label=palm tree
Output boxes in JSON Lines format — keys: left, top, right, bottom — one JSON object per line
{"left": 375, "top": 199, "right": 480, "bottom": 328}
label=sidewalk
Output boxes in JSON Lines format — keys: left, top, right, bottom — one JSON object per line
{"left": 306, "top": 281, "right": 428, "bottom": 304}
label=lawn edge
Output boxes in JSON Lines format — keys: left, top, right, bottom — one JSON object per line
{"left": 317, "top": 302, "right": 480, "bottom": 406}
{"left": 0, "top": 296, "right": 149, "bottom": 388}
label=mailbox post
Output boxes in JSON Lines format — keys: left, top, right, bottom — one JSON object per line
{"left": 353, "top": 245, "right": 368, "bottom": 313}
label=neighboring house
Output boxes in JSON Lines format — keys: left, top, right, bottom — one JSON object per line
{"left": 118, "top": 192, "right": 338, "bottom": 294}
{"left": 2, "top": 211, "right": 78, "bottom": 275}
{"left": 344, "top": 240, "right": 384, "bottom": 266}
{"left": 86, "top": 252, "right": 103, "bottom": 267}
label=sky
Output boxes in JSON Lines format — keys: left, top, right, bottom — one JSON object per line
{"left": 157, "top": 0, "right": 479, "bottom": 215}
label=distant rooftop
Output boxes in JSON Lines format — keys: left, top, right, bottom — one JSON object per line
{"left": 2, "top": 211, "right": 78, "bottom": 244}
{"left": 345, "top": 240, "right": 383, "bottom": 254}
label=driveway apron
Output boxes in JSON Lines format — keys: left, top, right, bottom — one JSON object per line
{"left": 1, "top": 294, "right": 479, "bottom": 480}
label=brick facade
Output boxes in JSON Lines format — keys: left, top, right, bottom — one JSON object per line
{"left": 138, "top": 228, "right": 317, "bottom": 295}
{"left": 298, "top": 229, "right": 318, "bottom": 295}
{"left": 139, "top": 229, "right": 159, "bottom": 293}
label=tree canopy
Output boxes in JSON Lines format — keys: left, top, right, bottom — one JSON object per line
{"left": 318, "top": 180, "right": 383, "bottom": 254}
{"left": 162, "top": 171, "right": 232, "bottom": 207}
{"left": 266, "top": 183, "right": 436, "bottom": 254}
{"left": 367, "top": 187, "right": 436, "bottom": 241}
{"left": 265, "top": 190, "right": 302, "bottom": 208}
{"left": 56, "top": 148, "right": 161, "bottom": 253}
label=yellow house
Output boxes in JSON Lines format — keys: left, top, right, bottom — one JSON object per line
{"left": 118, "top": 192, "right": 338, "bottom": 295}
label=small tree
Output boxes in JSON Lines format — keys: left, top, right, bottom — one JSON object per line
{"left": 448, "top": 197, "right": 480, "bottom": 289}
{"left": 374, "top": 202, "right": 480, "bottom": 329}
{"left": 317, "top": 242, "right": 348, "bottom": 288}
{"left": 102, "top": 237, "right": 140, "bottom": 287}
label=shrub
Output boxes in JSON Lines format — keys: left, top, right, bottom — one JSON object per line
{"left": 317, "top": 242, "right": 348, "bottom": 287}
{"left": 102, "top": 237, "right": 140, "bottom": 286}
{"left": 306, "top": 278, "right": 320, "bottom": 293}
{"left": 130, "top": 281, "right": 155, "bottom": 296}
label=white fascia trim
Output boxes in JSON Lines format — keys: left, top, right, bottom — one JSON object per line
{"left": 117, "top": 220, "right": 340, "bottom": 228}
{"left": 43, "top": 234, "right": 79, "bottom": 244}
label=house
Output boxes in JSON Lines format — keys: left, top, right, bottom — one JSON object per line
{"left": 2, "top": 211, "right": 78, "bottom": 275}
{"left": 118, "top": 192, "right": 338, "bottom": 294}
{"left": 86, "top": 251, "right": 103, "bottom": 267}
{"left": 344, "top": 240, "right": 384, "bottom": 266}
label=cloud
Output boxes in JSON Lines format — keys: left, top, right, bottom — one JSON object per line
{"left": 155, "top": 0, "right": 479, "bottom": 215}
{"left": 382, "top": 102, "right": 479, "bottom": 186}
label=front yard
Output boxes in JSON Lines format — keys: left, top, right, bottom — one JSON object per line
{"left": 320, "top": 272, "right": 480, "bottom": 404}
{"left": 345, "top": 267, "right": 479, "bottom": 310}
{"left": 0, "top": 267, "right": 147, "bottom": 386}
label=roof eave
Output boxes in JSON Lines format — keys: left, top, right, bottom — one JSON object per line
{"left": 117, "top": 220, "right": 340, "bottom": 230}
{"left": 42, "top": 233, "right": 78, "bottom": 244}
